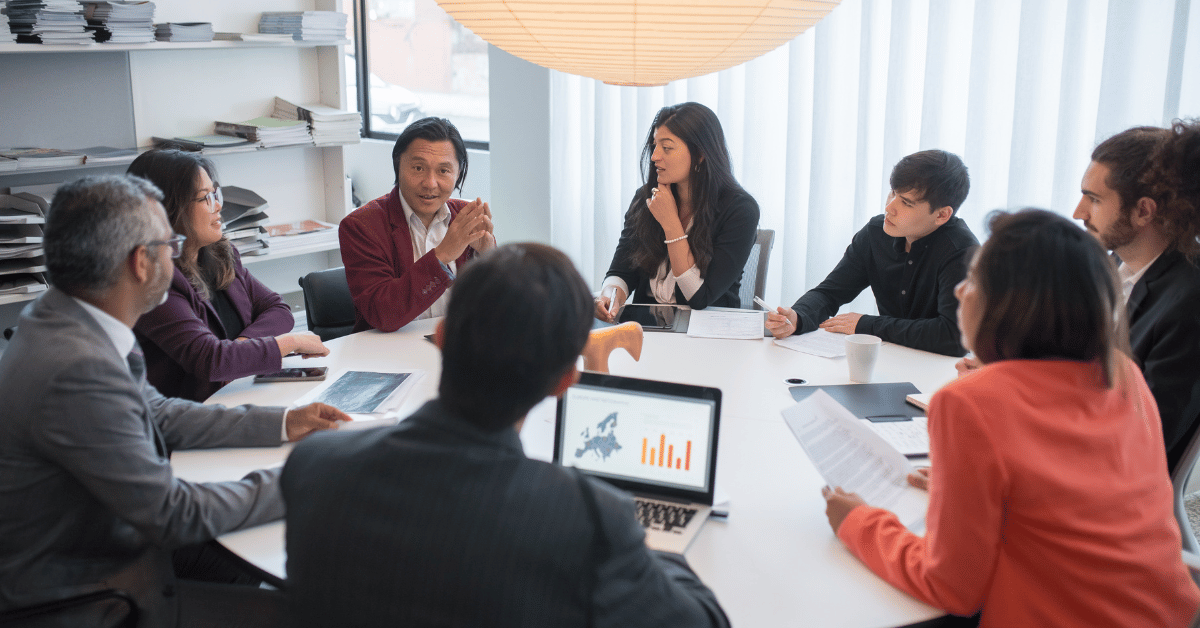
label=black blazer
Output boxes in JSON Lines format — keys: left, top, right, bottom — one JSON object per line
{"left": 1126, "top": 250, "right": 1200, "bottom": 472}
{"left": 604, "top": 186, "right": 759, "bottom": 309}
{"left": 282, "top": 399, "right": 729, "bottom": 628}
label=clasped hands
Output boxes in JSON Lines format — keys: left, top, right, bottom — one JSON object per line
{"left": 435, "top": 198, "right": 495, "bottom": 265}
{"left": 765, "top": 307, "right": 864, "bottom": 339}
{"left": 822, "top": 467, "right": 931, "bottom": 533}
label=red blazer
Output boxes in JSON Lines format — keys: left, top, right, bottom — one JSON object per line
{"left": 340, "top": 187, "right": 476, "bottom": 332}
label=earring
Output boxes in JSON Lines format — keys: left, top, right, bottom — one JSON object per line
{"left": 694, "top": 164, "right": 700, "bottom": 172}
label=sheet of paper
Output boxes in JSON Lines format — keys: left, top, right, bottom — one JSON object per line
{"left": 862, "top": 416, "right": 929, "bottom": 456}
{"left": 782, "top": 390, "right": 928, "bottom": 527}
{"left": 772, "top": 329, "right": 847, "bottom": 357}
{"left": 291, "top": 368, "right": 424, "bottom": 428}
{"left": 685, "top": 309, "right": 764, "bottom": 339}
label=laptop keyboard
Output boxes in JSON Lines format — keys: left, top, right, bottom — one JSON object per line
{"left": 635, "top": 498, "right": 698, "bottom": 534}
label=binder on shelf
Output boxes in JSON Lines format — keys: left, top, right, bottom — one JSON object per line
{"left": 224, "top": 212, "right": 269, "bottom": 231}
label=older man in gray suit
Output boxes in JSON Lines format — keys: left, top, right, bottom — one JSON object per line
{"left": 284, "top": 243, "right": 730, "bottom": 628}
{"left": 0, "top": 175, "right": 348, "bottom": 628}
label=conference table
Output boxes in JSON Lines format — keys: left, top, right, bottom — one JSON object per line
{"left": 173, "top": 317, "right": 961, "bottom": 627}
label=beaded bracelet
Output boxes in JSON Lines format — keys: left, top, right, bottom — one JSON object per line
{"left": 664, "top": 234, "right": 688, "bottom": 244}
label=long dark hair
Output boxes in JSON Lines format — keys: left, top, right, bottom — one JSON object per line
{"left": 628, "top": 102, "right": 743, "bottom": 275}
{"left": 127, "top": 149, "right": 236, "bottom": 300}
{"left": 970, "top": 208, "right": 1129, "bottom": 387}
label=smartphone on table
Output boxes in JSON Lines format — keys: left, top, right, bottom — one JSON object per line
{"left": 254, "top": 367, "right": 328, "bottom": 383}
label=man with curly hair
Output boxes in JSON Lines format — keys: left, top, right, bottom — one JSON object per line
{"left": 1073, "top": 121, "right": 1200, "bottom": 472}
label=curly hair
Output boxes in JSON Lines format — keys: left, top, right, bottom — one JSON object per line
{"left": 1143, "top": 118, "right": 1200, "bottom": 260}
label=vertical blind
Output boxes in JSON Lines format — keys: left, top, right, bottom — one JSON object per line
{"left": 548, "top": 0, "right": 1200, "bottom": 311}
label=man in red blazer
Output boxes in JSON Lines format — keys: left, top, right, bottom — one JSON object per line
{"left": 340, "top": 117, "right": 495, "bottom": 332}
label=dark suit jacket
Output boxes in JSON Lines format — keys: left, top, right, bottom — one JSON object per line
{"left": 1126, "top": 250, "right": 1200, "bottom": 471}
{"left": 283, "top": 399, "right": 730, "bottom": 628}
{"left": 604, "top": 186, "right": 759, "bottom": 309}
{"left": 0, "top": 288, "right": 287, "bottom": 627}
{"left": 339, "top": 188, "right": 476, "bottom": 333}
{"left": 134, "top": 249, "right": 294, "bottom": 401}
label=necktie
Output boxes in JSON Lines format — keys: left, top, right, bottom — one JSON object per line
{"left": 127, "top": 346, "right": 146, "bottom": 382}
{"left": 127, "top": 344, "right": 166, "bottom": 458}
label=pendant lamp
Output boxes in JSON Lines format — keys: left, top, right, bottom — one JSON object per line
{"left": 436, "top": 0, "right": 842, "bottom": 86}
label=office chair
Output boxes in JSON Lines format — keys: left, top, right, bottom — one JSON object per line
{"left": 0, "top": 588, "right": 138, "bottom": 628}
{"left": 1172, "top": 422, "right": 1200, "bottom": 559}
{"left": 738, "top": 229, "right": 775, "bottom": 310}
{"left": 298, "top": 267, "right": 356, "bottom": 342}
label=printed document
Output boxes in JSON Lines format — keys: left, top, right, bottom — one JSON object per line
{"left": 685, "top": 309, "right": 764, "bottom": 339}
{"left": 782, "top": 390, "right": 928, "bottom": 527}
{"left": 291, "top": 369, "right": 424, "bottom": 430}
{"left": 773, "top": 329, "right": 847, "bottom": 357}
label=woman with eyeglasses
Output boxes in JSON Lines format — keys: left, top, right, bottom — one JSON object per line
{"left": 821, "top": 209, "right": 1199, "bottom": 627}
{"left": 127, "top": 149, "right": 328, "bottom": 402}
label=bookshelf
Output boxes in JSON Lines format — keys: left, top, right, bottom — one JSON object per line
{"left": 0, "top": 1, "right": 353, "bottom": 341}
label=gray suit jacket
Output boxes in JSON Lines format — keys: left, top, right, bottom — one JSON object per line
{"left": 283, "top": 399, "right": 731, "bottom": 628}
{"left": 0, "top": 288, "right": 287, "bottom": 627}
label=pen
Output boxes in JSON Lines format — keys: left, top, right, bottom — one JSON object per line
{"left": 604, "top": 286, "right": 620, "bottom": 318}
{"left": 753, "top": 296, "right": 773, "bottom": 311}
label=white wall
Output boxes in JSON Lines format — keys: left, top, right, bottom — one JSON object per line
{"left": 486, "top": 46, "right": 552, "bottom": 246}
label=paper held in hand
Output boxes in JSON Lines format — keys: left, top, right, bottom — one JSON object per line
{"left": 782, "top": 389, "right": 928, "bottom": 528}
{"left": 291, "top": 369, "right": 424, "bottom": 430}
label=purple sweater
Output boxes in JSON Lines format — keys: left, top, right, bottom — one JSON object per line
{"left": 134, "top": 250, "right": 294, "bottom": 401}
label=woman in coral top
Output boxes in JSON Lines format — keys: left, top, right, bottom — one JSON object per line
{"left": 822, "top": 208, "right": 1200, "bottom": 627}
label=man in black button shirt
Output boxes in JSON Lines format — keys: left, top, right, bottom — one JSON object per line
{"left": 766, "top": 150, "right": 978, "bottom": 356}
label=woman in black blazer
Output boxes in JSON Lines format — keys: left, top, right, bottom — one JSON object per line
{"left": 595, "top": 102, "right": 760, "bottom": 321}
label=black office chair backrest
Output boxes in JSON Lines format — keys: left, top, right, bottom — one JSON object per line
{"left": 1173, "top": 419, "right": 1200, "bottom": 556}
{"left": 298, "top": 267, "right": 356, "bottom": 342}
{"left": 739, "top": 228, "right": 775, "bottom": 310}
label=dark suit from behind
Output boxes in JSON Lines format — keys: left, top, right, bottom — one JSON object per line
{"left": 283, "top": 399, "right": 729, "bottom": 628}
{"left": 1125, "top": 250, "right": 1200, "bottom": 471}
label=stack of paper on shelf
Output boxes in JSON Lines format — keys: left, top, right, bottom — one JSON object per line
{"left": 220, "top": 186, "right": 270, "bottom": 256}
{"left": 0, "top": 223, "right": 44, "bottom": 266}
{"left": 82, "top": 0, "right": 153, "bottom": 43}
{"left": 264, "top": 219, "right": 337, "bottom": 253}
{"left": 153, "top": 134, "right": 258, "bottom": 155}
{"left": 0, "top": 157, "right": 17, "bottom": 172}
{"left": 257, "top": 11, "right": 346, "bottom": 43}
{"left": 6, "top": 0, "right": 93, "bottom": 44}
{"left": 0, "top": 192, "right": 48, "bottom": 225}
{"left": 272, "top": 97, "right": 361, "bottom": 146}
{"left": 214, "top": 117, "right": 312, "bottom": 149}
{"left": 154, "top": 21, "right": 212, "bottom": 42}
{"left": 77, "top": 145, "right": 139, "bottom": 164}
{"left": 1, "top": 7, "right": 16, "bottom": 42}
{"left": 0, "top": 147, "right": 85, "bottom": 169}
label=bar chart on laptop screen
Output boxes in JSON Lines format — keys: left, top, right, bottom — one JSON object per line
{"left": 562, "top": 386, "right": 713, "bottom": 491}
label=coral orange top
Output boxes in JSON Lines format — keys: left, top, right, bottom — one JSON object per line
{"left": 837, "top": 359, "right": 1200, "bottom": 627}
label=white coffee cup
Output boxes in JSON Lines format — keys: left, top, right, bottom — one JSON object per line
{"left": 845, "top": 334, "right": 882, "bottom": 383}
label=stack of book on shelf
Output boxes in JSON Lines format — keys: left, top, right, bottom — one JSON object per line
{"left": 264, "top": 219, "right": 337, "bottom": 254}
{"left": 272, "top": 97, "right": 361, "bottom": 146}
{"left": 220, "top": 186, "right": 270, "bottom": 256}
{"left": 152, "top": 134, "right": 257, "bottom": 155}
{"left": 214, "top": 117, "right": 312, "bottom": 149}
{"left": 0, "top": 147, "right": 85, "bottom": 169}
{"left": 7, "top": 0, "right": 94, "bottom": 44}
{"left": 154, "top": 21, "right": 212, "bottom": 42}
{"left": 82, "top": 0, "right": 153, "bottom": 43}
{"left": 0, "top": 157, "right": 16, "bottom": 173}
{"left": 0, "top": 193, "right": 49, "bottom": 298}
{"left": 257, "top": 11, "right": 346, "bottom": 43}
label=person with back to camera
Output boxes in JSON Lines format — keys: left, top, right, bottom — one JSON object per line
{"left": 128, "top": 149, "right": 328, "bottom": 402}
{"left": 339, "top": 116, "right": 495, "bottom": 333}
{"left": 821, "top": 208, "right": 1200, "bottom": 627}
{"left": 595, "top": 102, "right": 760, "bottom": 321}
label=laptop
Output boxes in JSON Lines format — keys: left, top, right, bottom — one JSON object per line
{"left": 554, "top": 371, "right": 721, "bottom": 554}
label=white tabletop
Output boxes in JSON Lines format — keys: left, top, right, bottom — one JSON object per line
{"left": 173, "top": 319, "right": 959, "bottom": 627}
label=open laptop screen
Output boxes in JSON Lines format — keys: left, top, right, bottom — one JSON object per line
{"left": 555, "top": 373, "right": 720, "bottom": 501}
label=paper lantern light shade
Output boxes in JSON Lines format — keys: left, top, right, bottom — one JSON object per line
{"left": 436, "top": 0, "right": 842, "bottom": 86}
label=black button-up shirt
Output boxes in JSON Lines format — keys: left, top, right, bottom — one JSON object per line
{"left": 790, "top": 214, "right": 978, "bottom": 356}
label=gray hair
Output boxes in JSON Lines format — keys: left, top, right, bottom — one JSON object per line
{"left": 45, "top": 175, "right": 165, "bottom": 298}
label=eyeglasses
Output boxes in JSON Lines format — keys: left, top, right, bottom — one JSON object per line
{"left": 194, "top": 186, "right": 223, "bottom": 211}
{"left": 146, "top": 234, "right": 187, "bottom": 258}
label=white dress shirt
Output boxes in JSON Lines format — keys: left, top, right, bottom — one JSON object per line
{"left": 1118, "top": 251, "right": 1161, "bottom": 305}
{"left": 398, "top": 194, "right": 455, "bottom": 320}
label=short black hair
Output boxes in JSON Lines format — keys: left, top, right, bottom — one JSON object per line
{"left": 1091, "top": 126, "right": 1167, "bottom": 211}
{"left": 391, "top": 117, "right": 468, "bottom": 191}
{"left": 889, "top": 150, "right": 970, "bottom": 214}
{"left": 438, "top": 243, "right": 594, "bottom": 431}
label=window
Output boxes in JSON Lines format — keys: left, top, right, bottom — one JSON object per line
{"left": 349, "top": 0, "right": 489, "bottom": 145}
